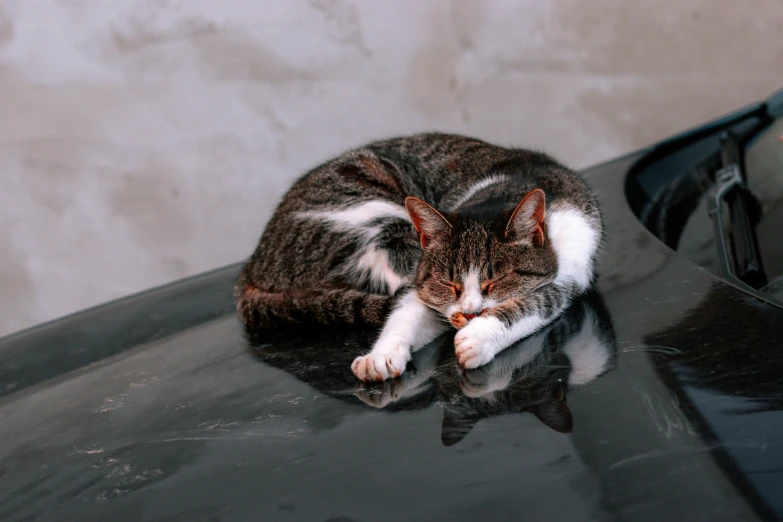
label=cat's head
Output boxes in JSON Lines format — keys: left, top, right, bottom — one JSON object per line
{"left": 405, "top": 189, "right": 557, "bottom": 328}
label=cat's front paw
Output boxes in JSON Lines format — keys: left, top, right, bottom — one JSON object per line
{"left": 351, "top": 340, "right": 410, "bottom": 382}
{"left": 352, "top": 353, "right": 406, "bottom": 381}
{"left": 454, "top": 317, "right": 503, "bottom": 369}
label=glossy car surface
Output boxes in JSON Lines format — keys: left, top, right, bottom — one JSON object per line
{"left": 1, "top": 89, "right": 783, "bottom": 522}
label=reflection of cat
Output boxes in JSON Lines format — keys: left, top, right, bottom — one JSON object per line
{"left": 247, "top": 289, "right": 616, "bottom": 445}
{"left": 356, "top": 289, "right": 617, "bottom": 444}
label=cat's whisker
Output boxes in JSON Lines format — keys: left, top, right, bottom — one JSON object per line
{"left": 621, "top": 345, "right": 682, "bottom": 355}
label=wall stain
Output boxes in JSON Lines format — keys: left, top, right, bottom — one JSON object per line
{"left": 309, "top": 0, "right": 371, "bottom": 57}
{"left": 109, "top": 157, "right": 192, "bottom": 254}
{"left": 192, "top": 31, "right": 316, "bottom": 84}
{"left": 110, "top": 15, "right": 219, "bottom": 55}
{"left": 0, "top": 4, "right": 14, "bottom": 50}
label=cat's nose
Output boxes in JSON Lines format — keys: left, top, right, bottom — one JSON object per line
{"left": 461, "top": 297, "right": 483, "bottom": 315}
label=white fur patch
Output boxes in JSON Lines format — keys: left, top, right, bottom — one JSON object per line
{"left": 382, "top": 291, "right": 447, "bottom": 349}
{"left": 449, "top": 175, "right": 508, "bottom": 209}
{"left": 299, "top": 200, "right": 410, "bottom": 230}
{"left": 499, "top": 311, "right": 555, "bottom": 349}
{"left": 352, "top": 290, "right": 448, "bottom": 381}
{"left": 562, "top": 306, "right": 612, "bottom": 386}
{"left": 455, "top": 316, "right": 506, "bottom": 368}
{"left": 461, "top": 269, "right": 483, "bottom": 313}
{"left": 354, "top": 245, "right": 407, "bottom": 294}
{"left": 546, "top": 206, "right": 599, "bottom": 291}
{"left": 448, "top": 269, "right": 498, "bottom": 318}
{"left": 299, "top": 200, "right": 412, "bottom": 295}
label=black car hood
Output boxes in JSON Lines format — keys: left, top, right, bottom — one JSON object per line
{"left": 2, "top": 97, "right": 783, "bottom": 522}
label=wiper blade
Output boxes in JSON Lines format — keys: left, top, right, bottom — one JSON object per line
{"left": 707, "top": 132, "right": 767, "bottom": 289}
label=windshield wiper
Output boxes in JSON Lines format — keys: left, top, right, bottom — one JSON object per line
{"left": 706, "top": 132, "right": 767, "bottom": 289}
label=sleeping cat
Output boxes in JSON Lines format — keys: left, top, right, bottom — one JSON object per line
{"left": 236, "top": 133, "right": 602, "bottom": 382}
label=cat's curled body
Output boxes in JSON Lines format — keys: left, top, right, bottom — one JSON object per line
{"left": 236, "top": 133, "right": 602, "bottom": 382}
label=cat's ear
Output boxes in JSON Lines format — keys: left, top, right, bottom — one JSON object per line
{"left": 530, "top": 385, "right": 573, "bottom": 433}
{"left": 441, "top": 411, "right": 477, "bottom": 446}
{"left": 405, "top": 197, "right": 452, "bottom": 248}
{"left": 506, "top": 189, "right": 546, "bottom": 245}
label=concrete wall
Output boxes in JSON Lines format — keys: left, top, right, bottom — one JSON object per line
{"left": 1, "top": 0, "right": 781, "bottom": 337}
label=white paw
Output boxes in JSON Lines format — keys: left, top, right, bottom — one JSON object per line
{"left": 454, "top": 316, "right": 503, "bottom": 369}
{"left": 351, "top": 338, "right": 410, "bottom": 382}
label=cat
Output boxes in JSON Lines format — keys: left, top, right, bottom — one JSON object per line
{"left": 235, "top": 133, "right": 603, "bottom": 382}
{"left": 246, "top": 289, "right": 618, "bottom": 446}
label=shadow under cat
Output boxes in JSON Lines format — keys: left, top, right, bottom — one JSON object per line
{"left": 245, "top": 288, "right": 617, "bottom": 446}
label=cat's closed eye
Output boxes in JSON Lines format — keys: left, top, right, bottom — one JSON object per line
{"left": 481, "top": 272, "right": 517, "bottom": 295}
{"left": 480, "top": 280, "right": 494, "bottom": 296}
{"left": 439, "top": 281, "right": 462, "bottom": 299}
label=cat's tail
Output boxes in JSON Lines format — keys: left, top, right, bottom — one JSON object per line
{"left": 234, "top": 278, "right": 396, "bottom": 329}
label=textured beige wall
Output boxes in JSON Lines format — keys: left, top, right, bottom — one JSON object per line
{"left": 0, "top": 0, "right": 781, "bottom": 337}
